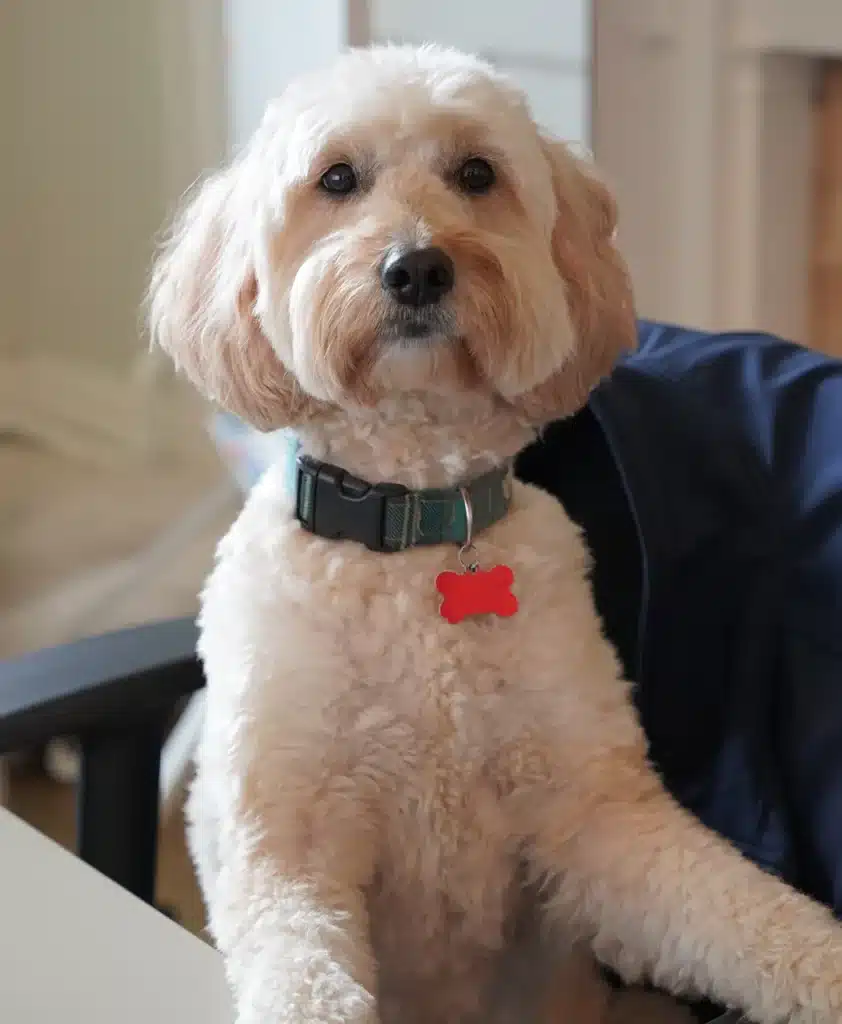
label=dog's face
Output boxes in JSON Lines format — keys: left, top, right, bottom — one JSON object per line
{"left": 148, "top": 45, "right": 635, "bottom": 430}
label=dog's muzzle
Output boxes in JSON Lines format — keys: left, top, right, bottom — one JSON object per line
{"left": 381, "top": 246, "right": 455, "bottom": 308}
{"left": 379, "top": 246, "right": 456, "bottom": 343}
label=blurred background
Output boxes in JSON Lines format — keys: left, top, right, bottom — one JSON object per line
{"left": 1, "top": 0, "right": 841, "bottom": 933}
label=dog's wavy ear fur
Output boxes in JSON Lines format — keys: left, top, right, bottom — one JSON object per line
{"left": 147, "top": 162, "right": 315, "bottom": 431}
{"left": 516, "top": 139, "right": 637, "bottom": 421}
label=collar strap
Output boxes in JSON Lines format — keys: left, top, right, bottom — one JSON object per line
{"left": 294, "top": 453, "right": 512, "bottom": 554}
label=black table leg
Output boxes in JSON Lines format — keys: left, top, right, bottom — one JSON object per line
{"left": 77, "top": 718, "right": 165, "bottom": 904}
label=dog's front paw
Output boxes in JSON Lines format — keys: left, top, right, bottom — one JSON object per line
{"left": 235, "top": 961, "right": 379, "bottom": 1024}
{"left": 236, "top": 996, "right": 378, "bottom": 1024}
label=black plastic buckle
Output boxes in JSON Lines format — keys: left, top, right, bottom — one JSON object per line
{"left": 295, "top": 455, "right": 409, "bottom": 552}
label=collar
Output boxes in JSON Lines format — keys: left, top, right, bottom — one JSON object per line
{"left": 286, "top": 436, "right": 513, "bottom": 554}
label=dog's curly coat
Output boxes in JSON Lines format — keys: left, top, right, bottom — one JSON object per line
{"left": 149, "top": 44, "right": 842, "bottom": 1024}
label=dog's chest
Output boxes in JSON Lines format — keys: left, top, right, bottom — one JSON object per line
{"left": 291, "top": 541, "right": 548, "bottom": 896}
{"left": 371, "top": 688, "right": 517, "bottom": 908}
{"left": 344, "top": 628, "right": 536, "bottom": 1022}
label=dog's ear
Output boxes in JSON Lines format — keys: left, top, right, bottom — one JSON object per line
{"left": 516, "top": 139, "right": 637, "bottom": 421}
{"left": 147, "top": 164, "right": 315, "bottom": 431}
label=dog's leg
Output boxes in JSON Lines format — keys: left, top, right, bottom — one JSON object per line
{"left": 184, "top": 767, "right": 222, "bottom": 907}
{"left": 209, "top": 833, "right": 378, "bottom": 1024}
{"left": 200, "top": 769, "right": 380, "bottom": 1024}
{"left": 530, "top": 766, "right": 842, "bottom": 1024}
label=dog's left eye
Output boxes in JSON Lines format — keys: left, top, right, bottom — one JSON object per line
{"left": 320, "top": 163, "right": 358, "bottom": 195}
{"left": 457, "top": 157, "right": 495, "bottom": 195}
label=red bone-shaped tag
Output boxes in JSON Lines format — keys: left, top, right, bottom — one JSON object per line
{"left": 436, "top": 565, "right": 518, "bottom": 624}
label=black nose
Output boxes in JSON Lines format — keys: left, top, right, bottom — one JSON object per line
{"left": 381, "top": 247, "right": 455, "bottom": 307}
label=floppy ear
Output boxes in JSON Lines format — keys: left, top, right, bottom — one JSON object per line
{"left": 516, "top": 140, "right": 637, "bottom": 421}
{"left": 147, "top": 164, "right": 319, "bottom": 430}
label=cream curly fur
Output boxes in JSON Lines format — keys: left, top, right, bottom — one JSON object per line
{"left": 149, "top": 44, "right": 842, "bottom": 1024}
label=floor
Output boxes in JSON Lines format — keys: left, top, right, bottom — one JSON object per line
{"left": 0, "top": 429, "right": 241, "bottom": 936}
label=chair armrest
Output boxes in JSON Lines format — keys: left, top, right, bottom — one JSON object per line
{"left": 0, "top": 617, "right": 203, "bottom": 754}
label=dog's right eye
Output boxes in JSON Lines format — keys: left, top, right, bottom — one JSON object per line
{"left": 319, "top": 163, "right": 358, "bottom": 195}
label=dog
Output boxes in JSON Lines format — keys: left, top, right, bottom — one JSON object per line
{"left": 148, "top": 43, "right": 842, "bottom": 1024}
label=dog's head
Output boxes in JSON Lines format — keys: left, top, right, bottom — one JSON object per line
{"left": 148, "top": 45, "right": 635, "bottom": 431}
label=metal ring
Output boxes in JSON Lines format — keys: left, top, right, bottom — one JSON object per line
{"left": 458, "top": 543, "right": 480, "bottom": 572}
{"left": 458, "top": 486, "right": 474, "bottom": 549}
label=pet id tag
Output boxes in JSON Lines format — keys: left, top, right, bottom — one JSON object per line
{"left": 435, "top": 487, "right": 518, "bottom": 624}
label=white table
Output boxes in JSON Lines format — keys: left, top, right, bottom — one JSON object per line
{"left": 0, "top": 807, "right": 233, "bottom": 1023}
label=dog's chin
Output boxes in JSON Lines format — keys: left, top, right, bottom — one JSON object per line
{"left": 368, "top": 324, "right": 474, "bottom": 399}
{"left": 395, "top": 322, "right": 442, "bottom": 344}
{"left": 378, "top": 309, "right": 454, "bottom": 349}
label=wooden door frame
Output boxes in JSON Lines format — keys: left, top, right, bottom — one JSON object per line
{"left": 590, "top": 0, "right": 842, "bottom": 344}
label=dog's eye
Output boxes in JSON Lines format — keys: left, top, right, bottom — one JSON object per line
{"left": 457, "top": 157, "right": 495, "bottom": 195}
{"left": 320, "top": 163, "right": 358, "bottom": 195}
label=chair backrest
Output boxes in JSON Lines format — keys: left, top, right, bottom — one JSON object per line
{"left": 0, "top": 617, "right": 203, "bottom": 904}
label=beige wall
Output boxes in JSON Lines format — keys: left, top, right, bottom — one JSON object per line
{"left": 369, "top": 0, "right": 591, "bottom": 144}
{"left": 592, "top": 0, "right": 839, "bottom": 344}
{"left": 0, "top": 0, "right": 225, "bottom": 372}
{"left": 0, "top": 4, "right": 22, "bottom": 357}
